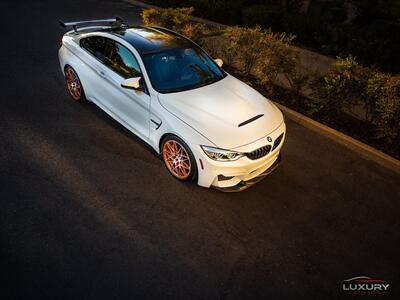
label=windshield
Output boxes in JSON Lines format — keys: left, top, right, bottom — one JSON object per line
{"left": 142, "top": 47, "right": 226, "bottom": 93}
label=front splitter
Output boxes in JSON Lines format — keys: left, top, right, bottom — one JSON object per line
{"left": 212, "top": 153, "right": 282, "bottom": 192}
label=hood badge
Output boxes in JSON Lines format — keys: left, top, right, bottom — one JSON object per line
{"left": 267, "top": 136, "right": 273, "bottom": 142}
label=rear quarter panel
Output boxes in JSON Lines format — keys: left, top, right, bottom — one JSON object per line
{"left": 58, "top": 35, "right": 94, "bottom": 100}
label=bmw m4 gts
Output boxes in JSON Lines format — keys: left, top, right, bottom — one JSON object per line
{"left": 58, "top": 17, "right": 286, "bottom": 191}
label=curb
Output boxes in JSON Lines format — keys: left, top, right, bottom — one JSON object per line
{"left": 273, "top": 102, "right": 400, "bottom": 174}
{"left": 124, "top": 0, "right": 400, "bottom": 174}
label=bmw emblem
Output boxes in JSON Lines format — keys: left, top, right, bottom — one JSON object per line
{"left": 267, "top": 136, "right": 272, "bottom": 142}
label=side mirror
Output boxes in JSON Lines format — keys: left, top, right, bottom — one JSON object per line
{"left": 214, "top": 58, "right": 223, "bottom": 68}
{"left": 121, "top": 77, "right": 141, "bottom": 90}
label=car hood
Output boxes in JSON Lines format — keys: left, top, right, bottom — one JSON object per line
{"left": 158, "top": 74, "right": 284, "bottom": 149}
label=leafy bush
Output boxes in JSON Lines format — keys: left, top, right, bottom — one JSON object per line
{"left": 222, "top": 26, "right": 298, "bottom": 90}
{"left": 254, "top": 30, "right": 297, "bottom": 87}
{"left": 368, "top": 74, "right": 400, "bottom": 154}
{"left": 141, "top": 7, "right": 194, "bottom": 31}
{"left": 141, "top": 6, "right": 210, "bottom": 44}
{"left": 145, "top": 0, "right": 244, "bottom": 25}
{"left": 222, "top": 26, "right": 264, "bottom": 75}
{"left": 311, "top": 56, "right": 370, "bottom": 118}
{"left": 312, "top": 55, "right": 400, "bottom": 155}
{"left": 180, "top": 22, "right": 210, "bottom": 43}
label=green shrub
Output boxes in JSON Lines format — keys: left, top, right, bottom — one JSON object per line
{"left": 141, "top": 6, "right": 213, "bottom": 45}
{"left": 369, "top": 74, "right": 400, "bottom": 154}
{"left": 146, "top": 0, "right": 244, "bottom": 25}
{"left": 311, "top": 55, "right": 400, "bottom": 155}
{"left": 222, "top": 26, "right": 263, "bottom": 75}
{"left": 311, "top": 56, "right": 370, "bottom": 118}
{"left": 141, "top": 7, "right": 194, "bottom": 31}
{"left": 254, "top": 31, "right": 298, "bottom": 87}
{"left": 222, "top": 26, "right": 298, "bottom": 90}
{"left": 181, "top": 22, "right": 209, "bottom": 42}
{"left": 203, "top": 35, "right": 235, "bottom": 65}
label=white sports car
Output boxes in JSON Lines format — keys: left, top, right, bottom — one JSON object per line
{"left": 58, "top": 18, "right": 286, "bottom": 191}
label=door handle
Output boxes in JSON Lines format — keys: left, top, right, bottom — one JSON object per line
{"left": 97, "top": 70, "right": 106, "bottom": 77}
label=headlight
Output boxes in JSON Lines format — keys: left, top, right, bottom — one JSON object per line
{"left": 201, "top": 145, "right": 243, "bottom": 161}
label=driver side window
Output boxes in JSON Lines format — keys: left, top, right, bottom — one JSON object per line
{"left": 104, "top": 41, "right": 141, "bottom": 79}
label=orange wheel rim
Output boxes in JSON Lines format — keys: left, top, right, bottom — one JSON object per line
{"left": 163, "top": 140, "right": 191, "bottom": 180}
{"left": 65, "top": 68, "right": 81, "bottom": 101}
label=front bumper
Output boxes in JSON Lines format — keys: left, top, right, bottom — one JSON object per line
{"left": 213, "top": 153, "right": 281, "bottom": 192}
{"left": 195, "top": 121, "right": 286, "bottom": 190}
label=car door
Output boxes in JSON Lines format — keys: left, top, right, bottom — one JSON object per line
{"left": 99, "top": 38, "right": 151, "bottom": 141}
{"left": 79, "top": 36, "right": 111, "bottom": 104}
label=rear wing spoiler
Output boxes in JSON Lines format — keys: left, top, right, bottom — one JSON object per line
{"left": 59, "top": 17, "right": 126, "bottom": 32}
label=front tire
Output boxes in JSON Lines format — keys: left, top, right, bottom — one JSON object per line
{"left": 161, "top": 135, "right": 197, "bottom": 182}
{"left": 64, "top": 66, "right": 85, "bottom": 102}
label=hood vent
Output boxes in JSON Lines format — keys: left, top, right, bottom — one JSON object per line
{"left": 238, "top": 114, "right": 264, "bottom": 127}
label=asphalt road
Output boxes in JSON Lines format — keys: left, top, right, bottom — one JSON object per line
{"left": 1, "top": 0, "right": 399, "bottom": 299}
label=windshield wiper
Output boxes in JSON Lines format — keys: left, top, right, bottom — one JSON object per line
{"left": 158, "top": 87, "right": 187, "bottom": 93}
{"left": 157, "top": 74, "right": 222, "bottom": 93}
{"left": 192, "top": 77, "right": 220, "bottom": 89}
{"left": 158, "top": 78, "right": 220, "bottom": 93}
